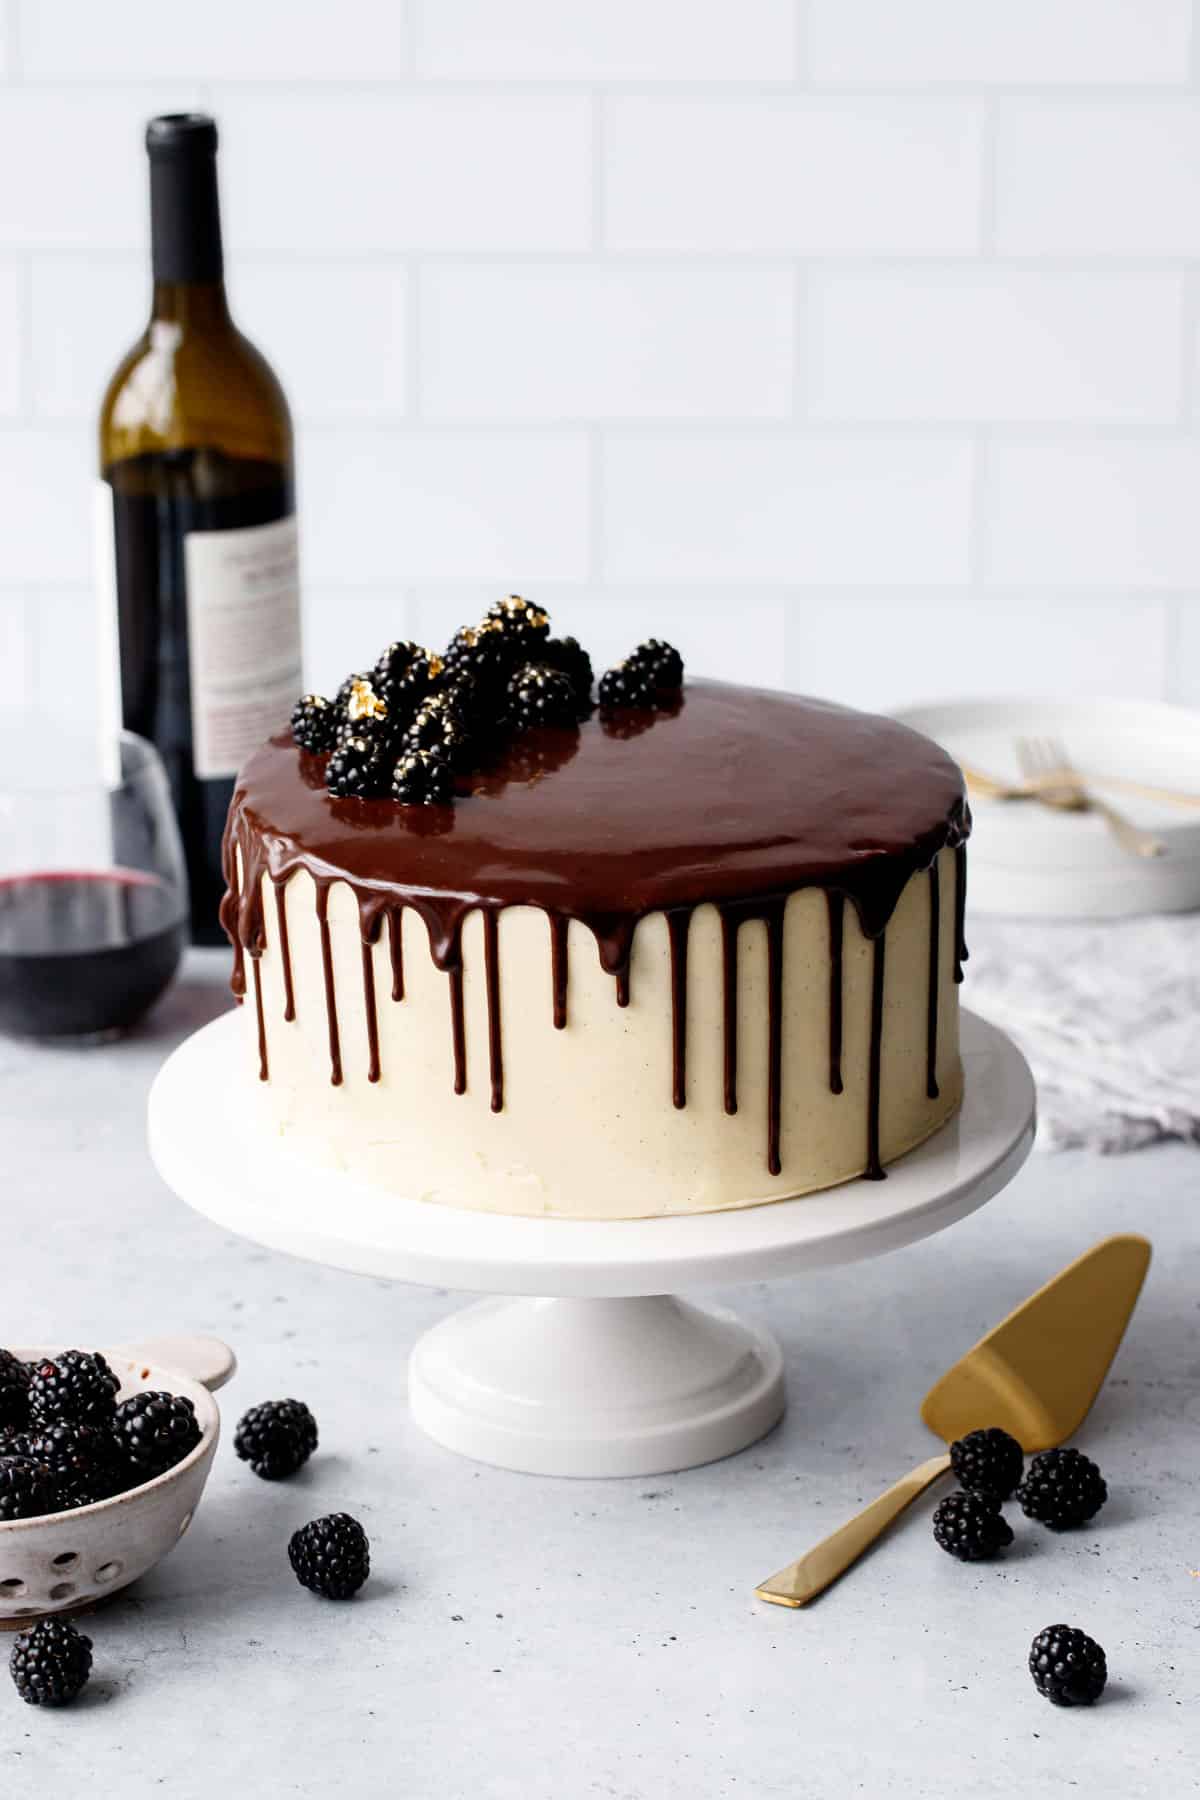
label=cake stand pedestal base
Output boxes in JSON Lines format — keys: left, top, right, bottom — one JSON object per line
{"left": 410, "top": 1295, "right": 785, "bottom": 1478}
{"left": 148, "top": 1009, "right": 1034, "bottom": 1479}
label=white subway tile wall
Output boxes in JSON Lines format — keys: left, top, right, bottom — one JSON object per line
{"left": 1, "top": 0, "right": 1199, "bottom": 721}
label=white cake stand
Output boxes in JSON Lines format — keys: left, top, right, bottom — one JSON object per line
{"left": 147, "top": 1009, "right": 1034, "bottom": 1479}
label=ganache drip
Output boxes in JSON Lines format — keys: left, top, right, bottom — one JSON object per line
{"left": 220, "top": 681, "right": 970, "bottom": 1180}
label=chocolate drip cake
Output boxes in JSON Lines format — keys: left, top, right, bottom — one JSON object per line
{"left": 221, "top": 617, "right": 970, "bottom": 1220}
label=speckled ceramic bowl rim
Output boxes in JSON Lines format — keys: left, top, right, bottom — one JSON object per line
{"left": 0, "top": 1346, "right": 221, "bottom": 1533}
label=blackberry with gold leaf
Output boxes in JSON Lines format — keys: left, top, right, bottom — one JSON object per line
{"left": 444, "top": 621, "right": 513, "bottom": 700}
{"left": 392, "top": 747, "right": 454, "bottom": 806}
{"left": 290, "top": 693, "right": 340, "bottom": 754}
{"left": 508, "top": 663, "right": 579, "bottom": 731}
{"left": 374, "top": 641, "right": 443, "bottom": 718}
{"left": 486, "top": 594, "right": 550, "bottom": 660}
{"left": 403, "top": 694, "right": 474, "bottom": 770}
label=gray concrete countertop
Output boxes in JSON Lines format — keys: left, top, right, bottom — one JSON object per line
{"left": 1, "top": 951, "right": 1196, "bottom": 1798}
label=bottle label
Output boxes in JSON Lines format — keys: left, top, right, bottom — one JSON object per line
{"left": 183, "top": 514, "right": 302, "bottom": 779}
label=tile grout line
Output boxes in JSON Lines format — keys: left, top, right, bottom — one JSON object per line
{"left": 1180, "top": 270, "right": 1198, "bottom": 427}
{"left": 968, "top": 432, "right": 989, "bottom": 591}
{"left": 977, "top": 97, "right": 998, "bottom": 258}
{"left": 588, "top": 424, "right": 605, "bottom": 583}
{"left": 590, "top": 92, "right": 605, "bottom": 252}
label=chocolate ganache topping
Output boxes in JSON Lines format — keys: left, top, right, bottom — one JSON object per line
{"left": 222, "top": 680, "right": 970, "bottom": 1180}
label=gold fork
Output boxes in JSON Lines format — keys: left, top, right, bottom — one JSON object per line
{"left": 1015, "top": 736, "right": 1166, "bottom": 859}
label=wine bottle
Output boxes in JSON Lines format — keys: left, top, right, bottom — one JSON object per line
{"left": 97, "top": 113, "right": 301, "bottom": 945}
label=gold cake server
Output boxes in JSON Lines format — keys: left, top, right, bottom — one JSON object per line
{"left": 755, "top": 1233, "right": 1151, "bottom": 1608}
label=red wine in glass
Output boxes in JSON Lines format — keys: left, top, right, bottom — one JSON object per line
{"left": 0, "top": 870, "right": 186, "bottom": 1040}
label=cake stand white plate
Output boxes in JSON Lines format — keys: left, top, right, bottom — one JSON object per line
{"left": 147, "top": 1009, "right": 1034, "bottom": 1479}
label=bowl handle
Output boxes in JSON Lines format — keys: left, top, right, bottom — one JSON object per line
{"left": 108, "top": 1335, "right": 237, "bottom": 1393}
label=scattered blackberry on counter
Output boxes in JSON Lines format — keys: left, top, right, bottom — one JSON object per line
{"left": 1017, "top": 1447, "right": 1107, "bottom": 1530}
{"left": 234, "top": 1399, "right": 318, "bottom": 1482}
{"left": 598, "top": 658, "right": 656, "bottom": 711}
{"left": 392, "top": 747, "right": 454, "bottom": 806}
{"left": 1029, "top": 1624, "right": 1107, "bottom": 1707}
{"left": 290, "top": 693, "right": 341, "bottom": 754}
{"left": 327, "top": 734, "right": 391, "bottom": 800}
{"left": 374, "top": 642, "right": 443, "bottom": 716}
{"left": 949, "top": 1427, "right": 1024, "bottom": 1502}
{"left": 113, "top": 1391, "right": 201, "bottom": 1480}
{"left": 9, "top": 1619, "right": 93, "bottom": 1707}
{"left": 539, "top": 635, "right": 593, "bottom": 709}
{"left": 931, "top": 1488, "right": 1013, "bottom": 1562}
{"left": 27, "top": 1350, "right": 119, "bottom": 1431}
{"left": 630, "top": 637, "right": 684, "bottom": 692}
{"left": 288, "top": 1512, "right": 370, "bottom": 1599}
{"left": 403, "top": 695, "right": 474, "bottom": 770}
{"left": 486, "top": 594, "right": 550, "bottom": 657}
{"left": 0, "top": 1350, "right": 31, "bottom": 1429}
{"left": 27, "top": 1421, "right": 127, "bottom": 1507}
{"left": 507, "top": 663, "right": 580, "bottom": 731}
{"left": 0, "top": 1455, "right": 61, "bottom": 1522}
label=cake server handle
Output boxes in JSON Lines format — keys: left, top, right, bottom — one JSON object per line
{"left": 107, "top": 1335, "right": 238, "bottom": 1394}
{"left": 754, "top": 1451, "right": 952, "bottom": 1608}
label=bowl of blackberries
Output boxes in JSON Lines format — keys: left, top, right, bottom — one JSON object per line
{"left": 0, "top": 1337, "right": 233, "bottom": 1625}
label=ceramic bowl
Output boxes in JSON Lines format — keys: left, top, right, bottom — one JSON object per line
{"left": 0, "top": 1335, "right": 235, "bottom": 1626}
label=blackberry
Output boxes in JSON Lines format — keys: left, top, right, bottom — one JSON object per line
{"left": 27, "top": 1422, "right": 127, "bottom": 1507}
{"left": 27, "top": 1350, "right": 119, "bottom": 1431}
{"left": 444, "top": 621, "right": 514, "bottom": 697}
{"left": 327, "top": 734, "right": 391, "bottom": 800}
{"left": 10, "top": 1619, "right": 93, "bottom": 1707}
{"left": 507, "top": 663, "right": 579, "bottom": 731}
{"left": 949, "top": 1427, "right": 1024, "bottom": 1502}
{"left": 539, "top": 635, "right": 593, "bottom": 709}
{"left": 486, "top": 594, "right": 550, "bottom": 657}
{"left": 0, "top": 1455, "right": 61, "bottom": 1521}
{"left": 440, "top": 669, "right": 488, "bottom": 730}
{"left": 113, "top": 1390, "right": 201, "bottom": 1479}
{"left": 598, "top": 659, "right": 655, "bottom": 710}
{"left": 931, "top": 1489, "right": 1013, "bottom": 1562}
{"left": 1029, "top": 1624, "right": 1107, "bottom": 1707}
{"left": 290, "top": 693, "right": 340, "bottom": 754}
{"left": 234, "top": 1399, "right": 319, "bottom": 1482}
{"left": 373, "top": 642, "right": 443, "bottom": 717}
{"left": 1017, "top": 1447, "right": 1107, "bottom": 1530}
{"left": 392, "top": 748, "right": 454, "bottom": 806}
{"left": 630, "top": 637, "right": 684, "bottom": 692}
{"left": 288, "top": 1512, "right": 370, "bottom": 1599}
{"left": 0, "top": 1428, "right": 33, "bottom": 1460}
{"left": 403, "top": 695, "right": 474, "bottom": 770}
{"left": 0, "top": 1349, "right": 31, "bottom": 1429}
{"left": 336, "top": 670, "right": 387, "bottom": 720}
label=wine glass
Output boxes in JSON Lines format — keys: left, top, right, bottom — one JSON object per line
{"left": 0, "top": 723, "right": 189, "bottom": 1041}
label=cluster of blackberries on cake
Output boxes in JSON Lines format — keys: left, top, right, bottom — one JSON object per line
{"left": 290, "top": 595, "right": 684, "bottom": 807}
{"left": 0, "top": 1349, "right": 202, "bottom": 1520}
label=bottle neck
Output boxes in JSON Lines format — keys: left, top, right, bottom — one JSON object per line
{"left": 149, "top": 280, "right": 231, "bottom": 329}
{"left": 149, "top": 143, "right": 224, "bottom": 285}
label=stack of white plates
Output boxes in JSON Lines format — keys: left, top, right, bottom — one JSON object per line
{"left": 893, "top": 699, "right": 1200, "bottom": 919}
